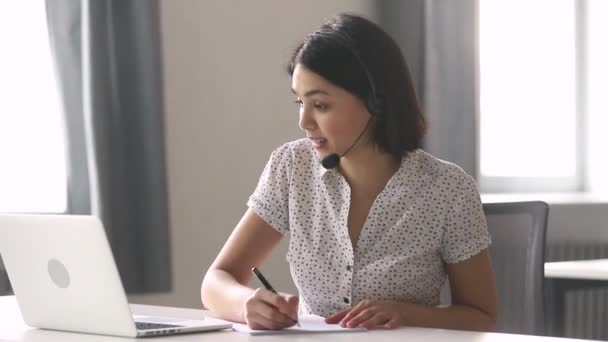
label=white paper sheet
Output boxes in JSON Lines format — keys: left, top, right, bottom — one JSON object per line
{"left": 232, "top": 314, "right": 366, "bottom": 335}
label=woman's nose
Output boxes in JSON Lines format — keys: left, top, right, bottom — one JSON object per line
{"left": 298, "top": 106, "right": 316, "bottom": 132}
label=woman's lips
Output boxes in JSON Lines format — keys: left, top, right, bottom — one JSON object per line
{"left": 308, "top": 137, "right": 327, "bottom": 149}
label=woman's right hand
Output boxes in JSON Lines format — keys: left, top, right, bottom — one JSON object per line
{"left": 242, "top": 288, "right": 299, "bottom": 330}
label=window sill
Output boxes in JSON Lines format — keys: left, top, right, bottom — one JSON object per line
{"left": 481, "top": 192, "right": 608, "bottom": 206}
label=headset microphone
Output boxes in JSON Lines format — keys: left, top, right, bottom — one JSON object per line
{"left": 321, "top": 118, "right": 372, "bottom": 169}
{"left": 321, "top": 153, "right": 340, "bottom": 169}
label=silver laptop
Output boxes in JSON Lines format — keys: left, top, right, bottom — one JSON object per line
{"left": 0, "top": 214, "right": 232, "bottom": 337}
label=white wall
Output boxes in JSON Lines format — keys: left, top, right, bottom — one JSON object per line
{"left": 129, "top": 0, "right": 378, "bottom": 308}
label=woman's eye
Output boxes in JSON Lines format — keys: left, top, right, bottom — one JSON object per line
{"left": 314, "top": 103, "right": 328, "bottom": 111}
{"left": 293, "top": 99, "right": 328, "bottom": 111}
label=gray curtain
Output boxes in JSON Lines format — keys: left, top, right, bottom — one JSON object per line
{"left": 0, "top": 261, "right": 10, "bottom": 295}
{"left": 44, "top": 0, "right": 172, "bottom": 293}
{"left": 379, "top": 0, "right": 479, "bottom": 178}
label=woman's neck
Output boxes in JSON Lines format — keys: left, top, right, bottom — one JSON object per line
{"left": 338, "top": 145, "right": 401, "bottom": 195}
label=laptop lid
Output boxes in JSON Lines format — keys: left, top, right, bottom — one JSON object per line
{"left": 0, "top": 214, "right": 230, "bottom": 337}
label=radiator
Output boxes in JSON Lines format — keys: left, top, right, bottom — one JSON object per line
{"left": 546, "top": 241, "right": 608, "bottom": 340}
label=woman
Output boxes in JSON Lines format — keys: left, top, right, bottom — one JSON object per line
{"left": 201, "top": 13, "right": 497, "bottom": 331}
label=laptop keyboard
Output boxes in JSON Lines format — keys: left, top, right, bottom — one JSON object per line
{"left": 135, "top": 321, "right": 183, "bottom": 330}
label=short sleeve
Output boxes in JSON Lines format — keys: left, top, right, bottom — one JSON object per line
{"left": 247, "top": 144, "right": 292, "bottom": 235}
{"left": 441, "top": 172, "right": 492, "bottom": 264}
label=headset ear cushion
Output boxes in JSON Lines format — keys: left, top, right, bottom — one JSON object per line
{"left": 367, "top": 94, "right": 385, "bottom": 118}
{"left": 366, "top": 97, "right": 378, "bottom": 117}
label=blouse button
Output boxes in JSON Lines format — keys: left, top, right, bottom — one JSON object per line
{"left": 343, "top": 297, "right": 350, "bottom": 304}
{"left": 346, "top": 265, "right": 352, "bottom": 271}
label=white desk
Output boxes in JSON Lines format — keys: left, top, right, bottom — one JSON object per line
{"left": 544, "top": 259, "right": 608, "bottom": 337}
{"left": 0, "top": 296, "right": 595, "bottom": 342}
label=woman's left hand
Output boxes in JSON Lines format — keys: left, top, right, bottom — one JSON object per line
{"left": 325, "top": 300, "right": 407, "bottom": 329}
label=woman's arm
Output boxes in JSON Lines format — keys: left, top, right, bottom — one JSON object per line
{"left": 326, "top": 249, "right": 498, "bottom": 331}
{"left": 201, "top": 208, "right": 298, "bottom": 328}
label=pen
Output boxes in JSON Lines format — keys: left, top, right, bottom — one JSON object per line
{"left": 251, "top": 267, "right": 300, "bottom": 327}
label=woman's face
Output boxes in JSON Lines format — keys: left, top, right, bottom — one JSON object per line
{"left": 291, "top": 64, "right": 372, "bottom": 160}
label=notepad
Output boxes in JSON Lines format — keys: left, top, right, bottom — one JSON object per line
{"left": 232, "top": 314, "right": 366, "bottom": 335}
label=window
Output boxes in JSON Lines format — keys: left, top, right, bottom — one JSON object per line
{"left": 0, "top": 3, "right": 67, "bottom": 213}
{"left": 586, "top": 0, "right": 608, "bottom": 194}
{"left": 478, "top": 0, "right": 606, "bottom": 194}
{"left": 479, "top": 0, "right": 577, "bottom": 193}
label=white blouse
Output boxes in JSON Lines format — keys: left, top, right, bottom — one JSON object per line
{"left": 247, "top": 138, "right": 491, "bottom": 317}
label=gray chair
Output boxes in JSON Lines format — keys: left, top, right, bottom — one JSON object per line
{"left": 441, "top": 201, "right": 549, "bottom": 335}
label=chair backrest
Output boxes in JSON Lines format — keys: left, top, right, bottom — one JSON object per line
{"left": 440, "top": 201, "right": 549, "bottom": 335}
{"left": 484, "top": 201, "right": 548, "bottom": 335}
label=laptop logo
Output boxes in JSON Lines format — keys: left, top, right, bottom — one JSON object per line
{"left": 47, "top": 259, "right": 70, "bottom": 288}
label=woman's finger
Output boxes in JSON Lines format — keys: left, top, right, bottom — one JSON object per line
{"left": 253, "top": 289, "right": 295, "bottom": 321}
{"left": 345, "top": 308, "right": 375, "bottom": 327}
{"left": 340, "top": 301, "right": 372, "bottom": 325}
{"left": 383, "top": 316, "right": 401, "bottom": 329}
{"left": 256, "top": 301, "right": 296, "bottom": 327}
{"left": 246, "top": 311, "right": 292, "bottom": 330}
{"left": 325, "top": 307, "right": 351, "bottom": 323}
{"left": 278, "top": 293, "right": 299, "bottom": 321}
{"left": 360, "top": 312, "right": 390, "bottom": 329}
{"left": 255, "top": 288, "right": 285, "bottom": 308}
{"left": 245, "top": 291, "right": 295, "bottom": 329}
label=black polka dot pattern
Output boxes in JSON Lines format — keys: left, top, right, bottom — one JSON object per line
{"left": 247, "top": 139, "right": 491, "bottom": 317}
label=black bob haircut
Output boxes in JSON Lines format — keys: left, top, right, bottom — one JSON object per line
{"left": 287, "top": 13, "right": 426, "bottom": 159}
